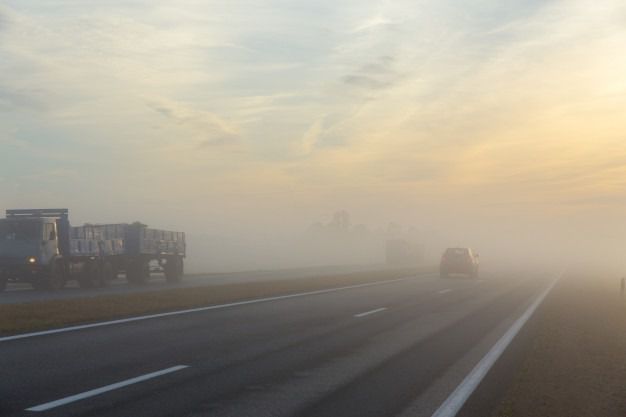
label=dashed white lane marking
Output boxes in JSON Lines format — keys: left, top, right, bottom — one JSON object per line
{"left": 1, "top": 277, "right": 411, "bottom": 343}
{"left": 354, "top": 307, "right": 387, "bottom": 318}
{"left": 430, "top": 276, "right": 560, "bottom": 417}
{"left": 26, "top": 365, "right": 189, "bottom": 412}
{"left": 438, "top": 289, "right": 452, "bottom": 294}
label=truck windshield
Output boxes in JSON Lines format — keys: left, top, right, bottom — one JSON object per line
{"left": 0, "top": 220, "right": 42, "bottom": 240}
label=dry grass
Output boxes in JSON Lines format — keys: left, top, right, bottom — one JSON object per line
{"left": 493, "top": 273, "right": 626, "bottom": 417}
{"left": 0, "top": 268, "right": 424, "bottom": 336}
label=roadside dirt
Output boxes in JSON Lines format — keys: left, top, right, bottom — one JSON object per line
{"left": 492, "top": 272, "right": 626, "bottom": 417}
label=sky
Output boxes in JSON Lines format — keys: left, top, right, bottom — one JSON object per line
{"left": 1, "top": 0, "right": 626, "bottom": 267}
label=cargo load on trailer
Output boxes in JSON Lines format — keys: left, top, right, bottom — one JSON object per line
{"left": 0, "top": 209, "right": 186, "bottom": 291}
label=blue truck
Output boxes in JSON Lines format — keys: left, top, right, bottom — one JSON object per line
{"left": 0, "top": 209, "right": 185, "bottom": 291}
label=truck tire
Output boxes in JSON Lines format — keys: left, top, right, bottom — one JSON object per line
{"left": 31, "top": 279, "right": 44, "bottom": 291}
{"left": 50, "top": 261, "right": 67, "bottom": 290}
{"left": 79, "top": 261, "right": 103, "bottom": 289}
{"left": 127, "top": 260, "right": 149, "bottom": 285}
{"left": 101, "top": 262, "right": 114, "bottom": 287}
{"left": 78, "top": 263, "right": 94, "bottom": 288}
{"left": 164, "top": 257, "right": 183, "bottom": 283}
{"left": 34, "top": 261, "right": 67, "bottom": 291}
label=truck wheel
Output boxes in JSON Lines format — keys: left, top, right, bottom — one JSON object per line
{"left": 93, "top": 262, "right": 107, "bottom": 288}
{"left": 79, "top": 265, "right": 93, "bottom": 288}
{"left": 101, "top": 262, "right": 114, "bottom": 287}
{"left": 31, "top": 279, "right": 44, "bottom": 291}
{"left": 79, "top": 262, "right": 102, "bottom": 289}
{"left": 38, "top": 261, "right": 67, "bottom": 291}
{"left": 164, "top": 257, "right": 183, "bottom": 283}
{"left": 0, "top": 274, "right": 7, "bottom": 292}
{"left": 127, "top": 260, "right": 149, "bottom": 285}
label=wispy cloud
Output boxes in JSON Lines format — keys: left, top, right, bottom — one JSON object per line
{"left": 351, "top": 15, "right": 397, "bottom": 33}
{"left": 342, "top": 55, "right": 400, "bottom": 91}
{"left": 146, "top": 97, "right": 241, "bottom": 149}
{"left": 1, "top": 0, "right": 625, "bottom": 236}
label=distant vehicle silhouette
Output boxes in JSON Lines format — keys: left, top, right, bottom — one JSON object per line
{"left": 440, "top": 247, "right": 479, "bottom": 278}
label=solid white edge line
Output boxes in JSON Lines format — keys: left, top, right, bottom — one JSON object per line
{"left": 430, "top": 275, "right": 561, "bottom": 417}
{"left": 1, "top": 276, "right": 424, "bottom": 343}
{"left": 354, "top": 307, "right": 387, "bottom": 318}
{"left": 26, "top": 365, "right": 188, "bottom": 412}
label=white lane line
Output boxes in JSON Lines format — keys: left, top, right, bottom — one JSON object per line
{"left": 438, "top": 289, "right": 452, "bottom": 295}
{"left": 1, "top": 277, "right": 411, "bottom": 343}
{"left": 26, "top": 365, "right": 188, "bottom": 412}
{"left": 354, "top": 307, "right": 387, "bottom": 318}
{"left": 430, "top": 276, "right": 560, "bottom": 417}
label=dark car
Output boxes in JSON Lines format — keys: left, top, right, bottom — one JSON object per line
{"left": 440, "top": 247, "right": 479, "bottom": 278}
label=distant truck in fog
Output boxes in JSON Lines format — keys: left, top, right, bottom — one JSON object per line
{"left": 0, "top": 209, "right": 185, "bottom": 291}
{"left": 385, "top": 239, "right": 423, "bottom": 266}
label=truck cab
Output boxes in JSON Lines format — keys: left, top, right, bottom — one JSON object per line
{"left": 0, "top": 208, "right": 185, "bottom": 292}
{"left": 0, "top": 209, "right": 69, "bottom": 291}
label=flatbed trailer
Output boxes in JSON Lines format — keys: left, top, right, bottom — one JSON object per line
{"left": 0, "top": 209, "right": 185, "bottom": 291}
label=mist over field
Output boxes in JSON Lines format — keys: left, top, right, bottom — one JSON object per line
{"left": 3, "top": 5, "right": 626, "bottom": 417}
{"left": 1, "top": 0, "right": 625, "bottom": 273}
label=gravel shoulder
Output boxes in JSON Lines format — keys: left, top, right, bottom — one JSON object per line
{"left": 491, "top": 271, "right": 626, "bottom": 417}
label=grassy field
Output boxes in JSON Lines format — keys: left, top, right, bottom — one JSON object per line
{"left": 0, "top": 268, "right": 424, "bottom": 336}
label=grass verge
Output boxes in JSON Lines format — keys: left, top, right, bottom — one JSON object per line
{"left": 0, "top": 267, "right": 426, "bottom": 336}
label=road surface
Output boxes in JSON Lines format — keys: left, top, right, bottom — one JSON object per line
{"left": 0, "top": 264, "right": 382, "bottom": 305}
{"left": 0, "top": 268, "right": 555, "bottom": 417}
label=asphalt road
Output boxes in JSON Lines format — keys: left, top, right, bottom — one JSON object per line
{"left": 0, "top": 268, "right": 554, "bottom": 417}
{"left": 0, "top": 264, "right": 382, "bottom": 305}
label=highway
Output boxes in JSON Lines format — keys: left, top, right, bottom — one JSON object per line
{"left": 0, "top": 264, "right": 380, "bottom": 305}
{"left": 0, "top": 269, "right": 555, "bottom": 417}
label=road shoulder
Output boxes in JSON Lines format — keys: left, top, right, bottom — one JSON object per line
{"left": 474, "top": 272, "right": 626, "bottom": 417}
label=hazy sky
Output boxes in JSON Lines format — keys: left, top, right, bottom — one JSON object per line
{"left": 1, "top": 0, "right": 625, "bottom": 257}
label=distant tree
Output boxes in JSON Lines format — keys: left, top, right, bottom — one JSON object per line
{"left": 352, "top": 224, "right": 369, "bottom": 238}
{"left": 387, "top": 222, "right": 403, "bottom": 238}
{"left": 329, "top": 210, "right": 350, "bottom": 233}
{"left": 307, "top": 222, "right": 325, "bottom": 234}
